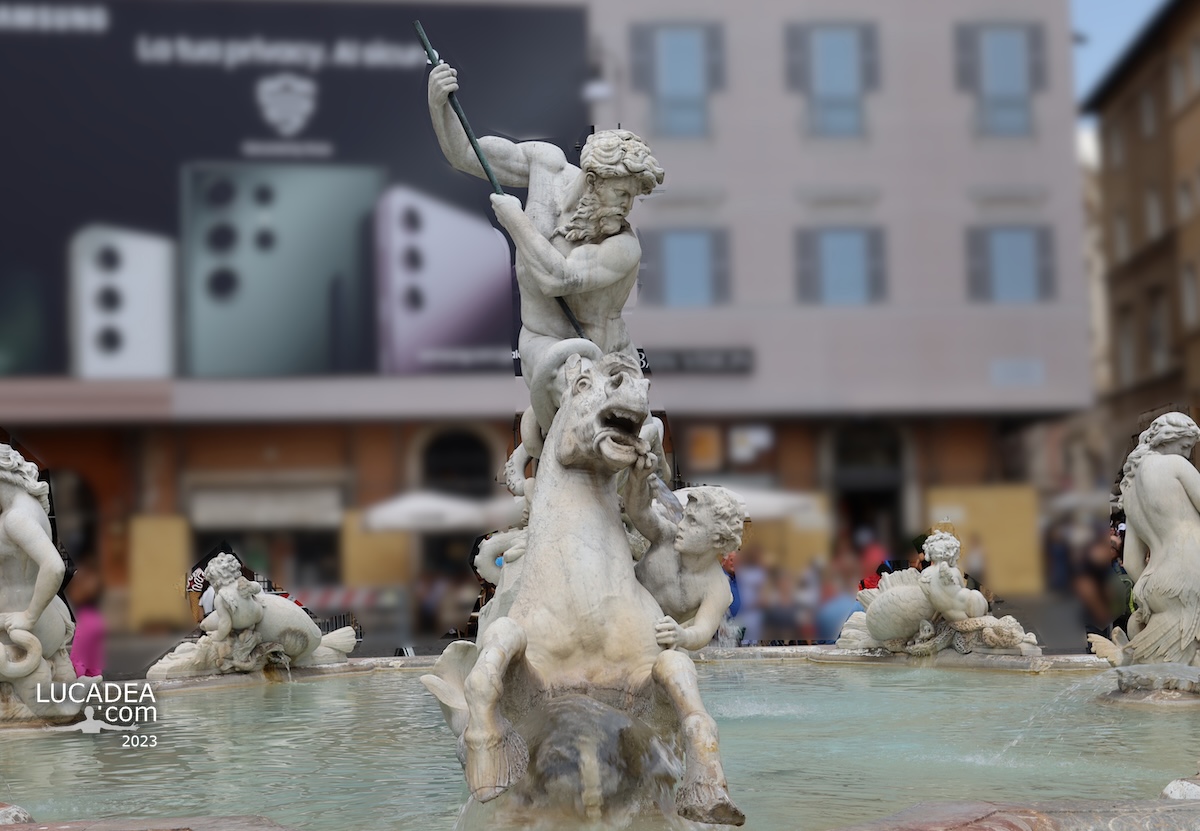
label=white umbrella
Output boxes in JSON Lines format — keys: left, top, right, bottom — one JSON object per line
{"left": 364, "top": 490, "right": 524, "bottom": 533}
{"left": 715, "top": 487, "right": 826, "bottom": 526}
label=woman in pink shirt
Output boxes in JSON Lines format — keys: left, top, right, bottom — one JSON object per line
{"left": 67, "top": 563, "right": 104, "bottom": 677}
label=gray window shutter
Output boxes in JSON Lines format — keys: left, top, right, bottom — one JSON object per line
{"left": 795, "top": 230, "right": 820, "bottom": 302}
{"left": 712, "top": 230, "right": 731, "bottom": 303}
{"left": 1036, "top": 227, "right": 1055, "bottom": 300}
{"left": 638, "top": 230, "right": 663, "bottom": 306}
{"left": 868, "top": 229, "right": 886, "bottom": 302}
{"left": 785, "top": 24, "right": 810, "bottom": 94}
{"left": 1028, "top": 24, "right": 1048, "bottom": 91}
{"left": 705, "top": 24, "right": 724, "bottom": 92}
{"left": 861, "top": 25, "right": 880, "bottom": 92}
{"left": 955, "top": 25, "right": 979, "bottom": 93}
{"left": 967, "top": 228, "right": 990, "bottom": 301}
{"left": 631, "top": 25, "right": 655, "bottom": 94}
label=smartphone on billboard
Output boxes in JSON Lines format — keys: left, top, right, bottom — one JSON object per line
{"left": 375, "top": 185, "right": 513, "bottom": 374}
{"left": 68, "top": 225, "right": 175, "bottom": 379}
{"left": 180, "top": 162, "right": 385, "bottom": 377}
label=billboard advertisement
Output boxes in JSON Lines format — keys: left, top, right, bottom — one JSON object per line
{"left": 0, "top": 1, "right": 588, "bottom": 377}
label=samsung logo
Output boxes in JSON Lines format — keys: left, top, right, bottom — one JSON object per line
{"left": 0, "top": 4, "right": 109, "bottom": 33}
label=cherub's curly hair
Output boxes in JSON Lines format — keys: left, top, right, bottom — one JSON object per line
{"left": 204, "top": 552, "right": 243, "bottom": 588}
{"left": 1120, "top": 412, "right": 1200, "bottom": 506}
{"left": 0, "top": 443, "right": 50, "bottom": 514}
{"left": 580, "top": 130, "right": 664, "bottom": 195}
{"left": 686, "top": 487, "right": 745, "bottom": 552}
{"left": 922, "top": 530, "right": 961, "bottom": 566}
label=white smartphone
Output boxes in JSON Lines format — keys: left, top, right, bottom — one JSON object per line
{"left": 68, "top": 225, "right": 175, "bottom": 379}
{"left": 375, "top": 185, "right": 513, "bottom": 374}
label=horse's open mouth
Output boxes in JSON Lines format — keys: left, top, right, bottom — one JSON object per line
{"left": 597, "top": 406, "right": 644, "bottom": 446}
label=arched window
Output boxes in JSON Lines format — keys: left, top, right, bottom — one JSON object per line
{"left": 421, "top": 431, "right": 493, "bottom": 497}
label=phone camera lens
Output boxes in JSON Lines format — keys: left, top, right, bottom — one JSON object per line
{"left": 96, "top": 246, "right": 121, "bottom": 272}
{"left": 403, "top": 286, "right": 424, "bottom": 311}
{"left": 254, "top": 184, "right": 274, "bottom": 206}
{"left": 403, "top": 247, "right": 422, "bottom": 271}
{"left": 205, "top": 179, "right": 236, "bottom": 207}
{"left": 207, "top": 224, "right": 237, "bottom": 253}
{"left": 96, "top": 327, "right": 122, "bottom": 353}
{"left": 96, "top": 286, "right": 122, "bottom": 312}
{"left": 255, "top": 229, "right": 276, "bottom": 251}
{"left": 401, "top": 207, "right": 421, "bottom": 232}
{"left": 208, "top": 268, "right": 239, "bottom": 301}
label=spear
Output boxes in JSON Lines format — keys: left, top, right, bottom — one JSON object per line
{"left": 413, "top": 20, "right": 587, "bottom": 340}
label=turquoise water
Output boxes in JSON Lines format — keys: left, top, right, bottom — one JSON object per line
{"left": 0, "top": 663, "right": 1196, "bottom": 830}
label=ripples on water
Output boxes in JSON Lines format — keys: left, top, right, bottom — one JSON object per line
{"left": 1, "top": 664, "right": 1196, "bottom": 831}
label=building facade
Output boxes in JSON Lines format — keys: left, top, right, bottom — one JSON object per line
{"left": 1085, "top": 0, "right": 1200, "bottom": 465}
{"left": 0, "top": 0, "right": 1089, "bottom": 630}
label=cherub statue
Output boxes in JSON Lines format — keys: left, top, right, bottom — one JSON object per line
{"left": 0, "top": 443, "right": 97, "bottom": 720}
{"left": 200, "top": 552, "right": 265, "bottom": 640}
{"left": 918, "top": 530, "right": 989, "bottom": 623}
{"left": 625, "top": 456, "right": 742, "bottom": 651}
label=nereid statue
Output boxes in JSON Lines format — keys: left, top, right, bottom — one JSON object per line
{"left": 1090, "top": 412, "right": 1200, "bottom": 668}
{"left": 0, "top": 444, "right": 96, "bottom": 722}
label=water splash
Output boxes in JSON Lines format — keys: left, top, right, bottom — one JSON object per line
{"left": 990, "top": 674, "right": 1108, "bottom": 762}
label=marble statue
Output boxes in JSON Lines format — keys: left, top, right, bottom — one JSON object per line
{"left": 1090, "top": 412, "right": 1200, "bottom": 668}
{"left": 422, "top": 352, "right": 743, "bottom": 825}
{"left": 147, "top": 552, "right": 357, "bottom": 680}
{"left": 428, "top": 61, "right": 666, "bottom": 470}
{"left": 837, "top": 529, "right": 1040, "bottom": 657}
{"left": 626, "top": 475, "right": 742, "bottom": 652}
{"left": 0, "top": 444, "right": 97, "bottom": 722}
{"left": 422, "top": 51, "right": 741, "bottom": 825}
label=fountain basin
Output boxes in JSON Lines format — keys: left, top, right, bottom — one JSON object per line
{"left": 0, "top": 658, "right": 1195, "bottom": 830}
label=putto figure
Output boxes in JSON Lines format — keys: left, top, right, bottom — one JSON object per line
{"left": 428, "top": 62, "right": 664, "bottom": 460}
{"left": 626, "top": 470, "right": 743, "bottom": 652}
{"left": 0, "top": 444, "right": 97, "bottom": 721}
{"left": 1090, "top": 412, "right": 1200, "bottom": 667}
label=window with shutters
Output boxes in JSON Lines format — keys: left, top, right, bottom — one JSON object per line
{"left": 784, "top": 24, "right": 878, "bottom": 137}
{"left": 1145, "top": 188, "right": 1164, "bottom": 240}
{"left": 966, "top": 227, "right": 1054, "bottom": 303}
{"left": 1113, "top": 213, "right": 1130, "bottom": 262}
{"left": 630, "top": 24, "right": 723, "bottom": 138}
{"left": 955, "top": 24, "right": 1045, "bottom": 137}
{"left": 795, "top": 228, "right": 886, "bottom": 305}
{"left": 1106, "top": 123, "right": 1123, "bottom": 169}
{"left": 1181, "top": 264, "right": 1198, "bottom": 331}
{"left": 1140, "top": 89, "right": 1157, "bottom": 138}
{"left": 1116, "top": 309, "right": 1136, "bottom": 387}
{"left": 1148, "top": 289, "right": 1171, "bottom": 375}
{"left": 1171, "top": 57, "right": 1187, "bottom": 111}
{"left": 637, "top": 229, "right": 730, "bottom": 307}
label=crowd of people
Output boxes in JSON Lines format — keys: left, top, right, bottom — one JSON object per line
{"left": 1063, "top": 519, "right": 1134, "bottom": 649}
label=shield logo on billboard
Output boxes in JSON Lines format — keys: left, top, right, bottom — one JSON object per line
{"left": 256, "top": 73, "right": 318, "bottom": 137}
